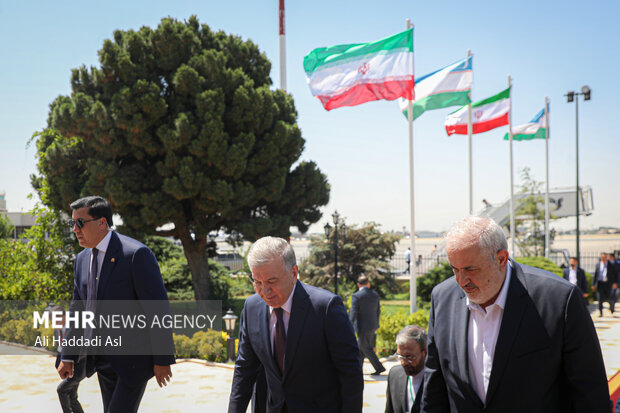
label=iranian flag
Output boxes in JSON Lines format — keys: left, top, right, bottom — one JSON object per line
{"left": 445, "top": 87, "right": 511, "bottom": 136}
{"left": 399, "top": 56, "right": 473, "bottom": 120}
{"left": 503, "top": 106, "right": 548, "bottom": 141}
{"left": 304, "top": 29, "right": 414, "bottom": 111}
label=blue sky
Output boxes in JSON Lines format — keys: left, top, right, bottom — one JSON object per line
{"left": 0, "top": 0, "right": 618, "bottom": 234}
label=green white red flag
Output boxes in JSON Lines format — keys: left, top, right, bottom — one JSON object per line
{"left": 304, "top": 29, "right": 414, "bottom": 111}
{"left": 445, "top": 87, "right": 511, "bottom": 135}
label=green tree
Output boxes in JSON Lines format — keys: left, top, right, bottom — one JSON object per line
{"left": 31, "top": 16, "right": 329, "bottom": 300}
{"left": 0, "top": 205, "right": 76, "bottom": 301}
{"left": 300, "top": 222, "right": 401, "bottom": 297}
{"left": 0, "top": 214, "right": 13, "bottom": 239}
{"left": 513, "top": 167, "right": 553, "bottom": 256}
{"left": 415, "top": 261, "right": 453, "bottom": 308}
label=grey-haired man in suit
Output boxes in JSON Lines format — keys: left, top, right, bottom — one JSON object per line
{"left": 422, "top": 216, "right": 609, "bottom": 413}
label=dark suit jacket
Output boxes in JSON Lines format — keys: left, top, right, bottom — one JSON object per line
{"left": 61, "top": 231, "right": 175, "bottom": 383}
{"left": 350, "top": 286, "right": 380, "bottom": 333}
{"left": 422, "top": 259, "right": 609, "bottom": 413}
{"left": 228, "top": 281, "right": 363, "bottom": 413}
{"left": 385, "top": 365, "right": 424, "bottom": 413}
{"left": 563, "top": 266, "right": 588, "bottom": 295}
{"left": 594, "top": 261, "right": 618, "bottom": 289}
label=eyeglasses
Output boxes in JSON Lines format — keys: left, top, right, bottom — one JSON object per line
{"left": 69, "top": 217, "right": 100, "bottom": 229}
{"left": 397, "top": 353, "right": 421, "bottom": 363}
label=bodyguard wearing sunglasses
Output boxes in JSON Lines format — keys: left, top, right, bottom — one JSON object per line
{"left": 385, "top": 325, "right": 427, "bottom": 413}
{"left": 57, "top": 196, "right": 175, "bottom": 413}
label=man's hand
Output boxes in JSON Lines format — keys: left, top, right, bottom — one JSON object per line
{"left": 57, "top": 361, "right": 74, "bottom": 379}
{"left": 154, "top": 364, "right": 172, "bottom": 387}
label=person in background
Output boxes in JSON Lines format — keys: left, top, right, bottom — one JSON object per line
{"left": 53, "top": 306, "right": 85, "bottom": 413}
{"left": 385, "top": 325, "right": 427, "bottom": 413}
{"left": 350, "top": 275, "right": 385, "bottom": 376}
{"left": 563, "top": 257, "right": 588, "bottom": 303}
{"left": 593, "top": 252, "right": 618, "bottom": 317}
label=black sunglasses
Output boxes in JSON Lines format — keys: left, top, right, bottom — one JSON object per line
{"left": 69, "top": 217, "right": 100, "bottom": 229}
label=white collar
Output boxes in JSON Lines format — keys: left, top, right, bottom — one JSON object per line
{"left": 94, "top": 229, "right": 113, "bottom": 255}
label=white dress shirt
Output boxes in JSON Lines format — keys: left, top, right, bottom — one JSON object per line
{"left": 467, "top": 263, "right": 512, "bottom": 402}
{"left": 269, "top": 283, "right": 296, "bottom": 352}
{"left": 406, "top": 367, "right": 426, "bottom": 410}
{"left": 568, "top": 268, "right": 577, "bottom": 285}
{"left": 599, "top": 262, "right": 607, "bottom": 282}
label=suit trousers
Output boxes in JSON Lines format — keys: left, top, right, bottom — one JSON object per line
{"left": 57, "top": 353, "right": 86, "bottom": 413}
{"left": 597, "top": 282, "right": 615, "bottom": 315}
{"left": 358, "top": 330, "right": 384, "bottom": 372}
{"left": 57, "top": 375, "right": 85, "bottom": 413}
{"left": 94, "top": 356, "right": 147, "bottom": 413}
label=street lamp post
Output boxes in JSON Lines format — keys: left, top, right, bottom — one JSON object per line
{"left": 223, "top": 308, "right": 238, "bottom": 362}
{"left": 324, "top": 210, "right": 347, "bottom": 296}
{"left": 565, "top": 86, "right": 591, "bottom": 263}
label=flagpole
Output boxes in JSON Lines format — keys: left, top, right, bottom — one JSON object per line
{"left": 278, "top": 0, "right": 287, "bottom": 90}
{"left": 544, "top": 96, "right": 550, "bottom": 259}
{"left": 508, "top": 75, "right": 515, "bottom": 257}
{"left": 406, "top": 19, "right": 416, "bottom": 314}
{"left": 467, "top": 50, "right": 473, "bottom": 215}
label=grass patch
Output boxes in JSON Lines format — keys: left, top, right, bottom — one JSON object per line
{"left": 381, "top": 301, "right": 410, "bottom": 315}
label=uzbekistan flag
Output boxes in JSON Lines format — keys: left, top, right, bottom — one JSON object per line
{"left": 445, "top": 87, "right": 511, "bottom": 136}
{"left": 304, "top": 29, "right": 414, "bottom": 111}
{"left": 399, "top": 56, "right": 473, "bottom": 120}
{"left": 503, "top": 105, "right": 548, "bottom": 141}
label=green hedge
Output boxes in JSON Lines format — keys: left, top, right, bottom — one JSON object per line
{"left": 376, "top": 308, "right": 429, "bottom": 357}
{"left": 173, "top": 329, "right": 227, "bottom": 362}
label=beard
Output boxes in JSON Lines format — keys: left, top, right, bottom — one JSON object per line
{"left": 403, "top": 360, "right": 424, "bottom": 376}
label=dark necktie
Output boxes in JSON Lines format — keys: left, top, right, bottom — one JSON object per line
{"left": 274, "top": 307, "right": 286, "bottom": 373}
{"left": 84, "top": 248, "right": 98, "bottom": 341}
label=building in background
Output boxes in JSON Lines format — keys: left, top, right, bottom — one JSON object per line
{"left": 0, "top": 193, "right": 36, "bottom": 239}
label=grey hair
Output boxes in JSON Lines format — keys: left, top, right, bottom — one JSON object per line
{"left": 446, "top": 216, "right": 508, "bottom": 261}
{"left": 395, "top": 325, "right": 427, "bottom": 350}
{"left": 247, "top": 236, "right": 297, "bottom": 271}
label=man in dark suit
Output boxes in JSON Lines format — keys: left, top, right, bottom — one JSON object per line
{"left": 593, "top": 252, "right": 618, "bottom": 317}
{"left": 350, "top": 274, "right": 385, "bottom": 375}
{"left": 563, "top": 256, "right": 588, "bottom": 300}
{"left": 228, "top": 236, "right": 363, "bottom": 413}
{"left": 422, "top": 216, "right": 609, "bottom": 413}
{"left": 385, "top": 325, "right": 427, "bottom": 413}
{"left": 57, "top": 196, "right": 175, "bottom": 413}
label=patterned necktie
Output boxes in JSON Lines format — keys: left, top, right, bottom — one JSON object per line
{"left": 84, "top": 248, "right": 98, "bottom": 341}
{"left": 274, "top": 307, "right": 286, "bottom": 373}
{"left": 87, "top": 248, "right": 99, "bottom": 303}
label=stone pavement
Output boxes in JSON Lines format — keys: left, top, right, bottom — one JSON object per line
{"left": 1, "top": 306, "right": 618, "bottom": 412}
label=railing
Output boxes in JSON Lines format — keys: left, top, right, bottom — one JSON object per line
{"left": 295, "top": 251, "right": 608, "bottom": 278}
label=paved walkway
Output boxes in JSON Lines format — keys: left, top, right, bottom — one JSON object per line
{"left": 1, "top": 307, "right": 619, "bottom": 412}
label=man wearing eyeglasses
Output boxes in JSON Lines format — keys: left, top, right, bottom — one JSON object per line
{"left": 57, "top": 196, "right": 175, "bottom": 413}
{"left": 385, "top": 325, "right": 427, "bottom": 413}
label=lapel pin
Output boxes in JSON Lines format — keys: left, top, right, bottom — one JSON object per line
{"left": 111, "top": 258, "right": 116, "bottom": 263}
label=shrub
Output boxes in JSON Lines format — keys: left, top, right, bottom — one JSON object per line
{"left": 416, "top": 262, "right": 453, "bottom": 307}
{"left": 376, "top": 308, "right": 429, "bottom": 357}
{"left": 192, "top": 329, "right": 225, "bottom": 362}
{"left": 173, "top": 333, "right": 197, "bottom": 359}
{"left": 515, "top": 256, "right": 563, "bottom": 277}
